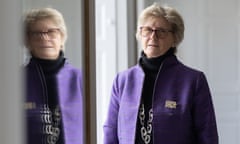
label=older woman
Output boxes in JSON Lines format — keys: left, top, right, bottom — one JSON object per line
{"left": 104, "top": 3, "right": 218, "bottom": 144}
{"left": 24, "top": 8, "right": 83, "bottom": 144}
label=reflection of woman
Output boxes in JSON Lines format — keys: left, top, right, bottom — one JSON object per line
{"left": 24, "top": 8, "right": 83, "bottom": 144}
{"left": 104, "top": 3, "right": 218, "bottom": 144}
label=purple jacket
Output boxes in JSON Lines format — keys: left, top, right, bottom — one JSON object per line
{"left": 25, "top": 59, "right": 83, "bottom": 144}
{"left": 104, "top": 55, "right": 218, "bottom": 144}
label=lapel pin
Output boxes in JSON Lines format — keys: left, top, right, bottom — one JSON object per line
{"left": 24, "top": 102, "right": 36, "bottom": 110}
{"left": 165, "top": 100, "right": 177, "bottom": 109}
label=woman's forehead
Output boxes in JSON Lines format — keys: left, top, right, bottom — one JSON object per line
{"left": 29, "top": 19, "right": 57, "bottom": 30}
{"left": 142, "top": 16, "right": 170, "bottom": 28}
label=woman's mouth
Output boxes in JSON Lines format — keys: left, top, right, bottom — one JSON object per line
{"left": 148, "top": 44, "right": 158, "bottom": 47}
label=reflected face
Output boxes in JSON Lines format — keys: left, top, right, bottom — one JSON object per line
{"left": 140, "top": 17, "right": 175, "bottom": 58}
{"left": 27, "top": 18, "right": 63, "bottom": 60}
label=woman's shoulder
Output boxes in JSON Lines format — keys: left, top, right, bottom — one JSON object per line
{"left": 179, "top": 62, "right": 204, "bottom": 76}
{"left": 117, "top": 64, "right": 143, "bottom": 76}
{"left": 61, "top": 61, "right": 82, "bottom": 75}
{"left": 113, "top": 64, "right": 144, "bottom": 82}
{"left": 164, "top": 56, "right": 206, "bottom": 81}
{"left": 168, "top": 56, "right": 203, "bottom": 74}
{"left": 172, "top": 59, "right": 208, "bottom": 83}
{"left": 178, "top": 62, "right": 202, "bottom": 73}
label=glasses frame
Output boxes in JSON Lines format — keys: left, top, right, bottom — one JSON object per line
{"left": 28, "top": 28, "right": 60, "bottom": 40}
{"left": 140, "top": 26, "right": 173, "bottom": 39}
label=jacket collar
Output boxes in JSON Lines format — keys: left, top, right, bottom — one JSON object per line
{"left": 137, "top": 54, "right": 180, "bottom": 71}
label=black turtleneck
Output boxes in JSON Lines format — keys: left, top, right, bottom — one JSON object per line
{"left": 140, "top": 48, "right": 174, "bottom": 110}
{"left": 32, "top": 51, "right": 65, "bottom": 144}
{"left": 135, "top": 48, "right": 174, "bottom": 144}
{"left": 32, "top": 51, "right": 65, "bottom": 108}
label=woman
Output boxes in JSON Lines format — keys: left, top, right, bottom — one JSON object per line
{"left": 104, "top": 3, "right": 218, "bottom": 144}
{"left": 24, "top": 8, "right": 83, "bottom": 144}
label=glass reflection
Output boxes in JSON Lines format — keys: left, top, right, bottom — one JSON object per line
{"left": 22, "top": 3, "right": 83, "bottom": 144}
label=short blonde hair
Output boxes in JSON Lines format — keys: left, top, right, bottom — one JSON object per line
{"left": 136, "top": 3, "right": 184, "bottom": 49}
{"left": 23, "top": 7, "right": 67, "bottom": 50}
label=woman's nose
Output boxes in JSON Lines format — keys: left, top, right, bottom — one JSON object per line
{"left": 150, "top": 31, "right": 158, "bottom": 39}
{"left": 40, "top": 32, "right": 50, "bottom": 40}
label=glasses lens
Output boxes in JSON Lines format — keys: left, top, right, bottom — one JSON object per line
{"left": 140, "top": 27, "right": 172, "bottom": 39}
{"left": 141, "top": 27, "right": 152, "bottom": 37}
{"left": 156, "top": 29, "right": 167, "bottom": 38}
{"left": 29, "top": 28, "right": 59, "bottom": 40}
{"left": 47, "top": 29, "right": 59, "bottom": 39}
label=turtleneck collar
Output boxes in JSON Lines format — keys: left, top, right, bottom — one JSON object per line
{"left": 31, "top": 51, "right": 65, "bottom": 74}
{"left": 140, "top": 48, "right": 175, "bottom": 72}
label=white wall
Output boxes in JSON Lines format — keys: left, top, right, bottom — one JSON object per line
{"left": 0, "top": 0, "right": 24, "bottom": 144}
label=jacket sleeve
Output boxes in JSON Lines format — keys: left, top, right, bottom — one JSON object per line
{"left": 193, "top": 72, "right": 219, "bottom": 144}
{"left": 103, "top": 74, "right": 120, "bottom": 144}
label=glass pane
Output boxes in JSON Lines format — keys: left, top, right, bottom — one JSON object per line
{"left": 22, "top": 1, "right": 84, "bottom": 143}
{"left": 95, "top": 0, "right": 117, "bottom": 143}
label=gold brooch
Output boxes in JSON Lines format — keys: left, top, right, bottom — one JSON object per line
{"left": 24, "top": 102, "right": 36, "bottom": 110}
{"left": 165, "top": 100, "right": 177, "bottom": 109}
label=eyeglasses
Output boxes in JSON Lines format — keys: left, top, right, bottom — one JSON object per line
{"left": 28, "top": 28, "right": 60, "bottom": 40}
{"left": 140, "top": 26, "right": 173, "bottom": 39}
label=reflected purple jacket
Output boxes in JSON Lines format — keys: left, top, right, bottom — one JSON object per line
{"left": 25, "top": 59, "right": 83, "bottom": 144}
{"left": 104, "top": 55, "right": 218, "bottom": 144}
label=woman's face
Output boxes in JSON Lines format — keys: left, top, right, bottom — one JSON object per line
{"left": 27, "top": 18, "right": 63, "bottom": 60}
{"left": 140, "top": 16, "right": 175, "bottom": 58}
